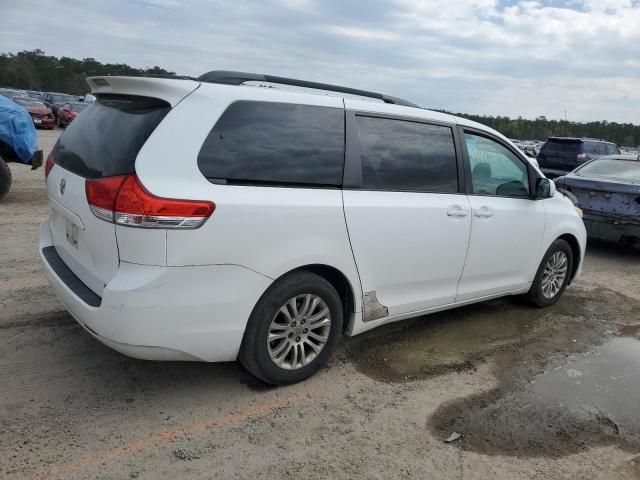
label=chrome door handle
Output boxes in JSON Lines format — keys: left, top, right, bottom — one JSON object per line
{"left": 447, "top": 206, "right": 469, "bottom": 217}
{"left": 474, "top": 206, "right": 494, "bottom": 218}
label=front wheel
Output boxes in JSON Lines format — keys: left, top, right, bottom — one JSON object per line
{"left": 239, "top": 271, "right": 343, "bottom": 385}
{"left": 526, "top": 239, "right": 573, "bottom": 307}
{"left": 0, "top": 157, "right": 12, "bottom": 201}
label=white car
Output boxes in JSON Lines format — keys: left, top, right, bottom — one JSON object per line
{"left": 40, "top": 71, "right": 586, "bottom": 384}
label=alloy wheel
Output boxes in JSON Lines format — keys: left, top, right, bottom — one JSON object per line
{"left": 267, "top": 294, "right": 331, "bottom": 370}
{"left": 541, "top": 251, "right": 568, "bottom": 299}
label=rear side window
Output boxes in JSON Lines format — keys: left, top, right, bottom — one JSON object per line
{"left": 355, "top": 116, "right": 458, "bottom": 193}
{"left": 606, "top": 143, "right": 619, "bottom": 155}
{"left": 583, "top": 141, "right": 600, "bottom": 154}
{"left": 197, "top": 101, "right": 344, "bottom": 186}
{"left": 52, "top": 95, "right": 170, "bottom": 179}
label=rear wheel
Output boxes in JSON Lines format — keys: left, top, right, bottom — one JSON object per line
{"left": 526, "top": 239, "right": 573, "bottom": 307}
{"left": 239, "top": 271, "right": 343, "bottom": 385}
{"left": 0, "top": 157, "right": 12, "bottom": 201}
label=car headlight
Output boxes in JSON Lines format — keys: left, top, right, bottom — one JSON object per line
{"left": 575, "top": 206, "right": 583, "bottom": 218}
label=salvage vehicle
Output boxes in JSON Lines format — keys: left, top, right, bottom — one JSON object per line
{"left": 56, "top": 102, "right": 88, "bottom": 127}
{"left": 555, "top": 155, "right": 640, "bottom": 246}
{"left": 0, "top": 95, "right": 43, "bottom": 201}
{"left": 12, "top": 96, "right": 56, "bottom": 129}
{"left": 538, "top": 137, "right": 620, "bottom": 178}
{"left": 42, "top": 92, "right": 77, "bottom": 119}
{"left": 40, "top": 72, "right": 586, "bottom": 384}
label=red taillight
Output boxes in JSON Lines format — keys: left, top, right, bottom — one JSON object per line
{"left": 44, "top": 153, "right": 55, "bottom": 179}
{"left": 85, "top": 174, "right": 215, "bottom": 229}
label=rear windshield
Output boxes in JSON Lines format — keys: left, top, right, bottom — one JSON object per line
{"left": 541, "top": 140, "right": 581, "bottom": 153}
{"left": 52, "top": 95, "right": 170, "bottom": 179}
{"left": 576, "top": 159, "right": 640, "bottom": 182}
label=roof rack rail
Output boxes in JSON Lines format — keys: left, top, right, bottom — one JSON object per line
{"left": 197, "top": 70, "right": 419, "bottom": 108}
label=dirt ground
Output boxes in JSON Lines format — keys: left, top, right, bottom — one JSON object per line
{"left": 1, "top": 128, "right": 640, "bottom": 480}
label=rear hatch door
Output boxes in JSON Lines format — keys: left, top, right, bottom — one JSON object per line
{"left": 539, "top": 139, "right": 582, "bottom": 171}
{"left": 46, "top": 83, "right": 194, "bottom": 296}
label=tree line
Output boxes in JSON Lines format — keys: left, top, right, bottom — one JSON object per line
{"left": 1, "top": 50, "right": 637, "bottom": 146}
{"left": 0, "top": 49, "right": 174, "bottom": 96}
{"left": 446, "top": 112, "right": 638, "bottom": 147}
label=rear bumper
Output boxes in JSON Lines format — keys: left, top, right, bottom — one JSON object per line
{"left": 542, "top": 168, "right": 571, "bottom": 178}
{"left": 34, "top": 118, "right": 55, "bottom": 128}
{"left": 582, "top": 213, "right": 640, "bottom": 244}
{"left": 40, "top": 219, "right": 272, "bottom": 362}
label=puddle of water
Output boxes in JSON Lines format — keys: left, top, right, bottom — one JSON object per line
{"left": 430, "top": 335, "right": 640, "bottom": 457}
{"left": 618, "top": 324, "right": 640, "bottom": 337}
{"left": 346, "top": 286, "right": 640, "bottom": 457}
{"left": 346, "top": 295, "right": 581, "bottom": 382}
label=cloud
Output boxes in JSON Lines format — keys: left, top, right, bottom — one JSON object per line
{"left": 0, "top": 0, "right": 638, "bottom": 123}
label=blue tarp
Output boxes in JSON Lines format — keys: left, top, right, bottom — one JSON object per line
{"left": 0, "top": 95, "right": 37, "bottom": 163}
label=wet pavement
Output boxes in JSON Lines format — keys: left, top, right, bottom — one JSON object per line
{"left": 346, "top": 289, "right": 596, "bottom": 382}
{"left": 346, "top": 287, "right": 640, "bottom": 458}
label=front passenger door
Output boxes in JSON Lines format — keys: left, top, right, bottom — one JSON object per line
{"left": 456, "top": 130, "right": 546, "bottom": 301}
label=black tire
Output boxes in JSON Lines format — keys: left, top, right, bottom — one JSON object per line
{"left": 239, "top": 271, "right": 343, "bottom": 385}
{"left": 0, "top": 157, "right": 12, "bottom": 202}
{"left": 526, "top": 239, "right": 573, "bottom": 307}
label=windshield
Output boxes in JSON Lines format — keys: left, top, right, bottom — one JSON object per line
{"left": 50, "top": 94, "right": 76, "bottom": 103}
{"left": 577, "top": 159, "right": 640, "bottom": 182}
{"left": 13, "top": 98, "right": 46, "bottom": 108}
{"left": 69, "top": 103, "right": 88, "bottom": 112}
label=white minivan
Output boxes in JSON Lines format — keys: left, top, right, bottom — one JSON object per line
{"left": 40, "top": 71, "right": 586, "bottom": 384}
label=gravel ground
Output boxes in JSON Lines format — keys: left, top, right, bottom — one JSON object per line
{"left": 1, "top": 128, "right": 640, "bottom": 480}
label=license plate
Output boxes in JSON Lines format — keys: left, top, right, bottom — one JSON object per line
{"left": 66, "top": 220, "right": 78, "bottom": 248}
{"left": 34, "top": 118, "right": 42, "bottom": 124}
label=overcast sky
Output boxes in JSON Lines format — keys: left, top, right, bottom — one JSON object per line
{"left": 2, "top": 0, "right": 639, "bottom": 123}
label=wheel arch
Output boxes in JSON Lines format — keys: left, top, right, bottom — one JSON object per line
{"left": 557, "top": 233, "right": 582, "bottom": 282}
{"left": 277, "top": 264, "right": 360, "bottom": 334}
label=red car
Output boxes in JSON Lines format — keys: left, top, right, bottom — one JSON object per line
{"left": 57, "top": 102, "right": 88, "bottom": 127}
{"left": 11, "top": 97, "right": 56, "bottom": 129}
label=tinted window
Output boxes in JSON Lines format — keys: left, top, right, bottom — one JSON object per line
{"left": 541, "top": 140, "right": 581, "bottom": 154}
{"left": 52, "top": 94, "right": 170, "bottom": 179}
{"left": 198, "top": 101, "right": 344, "bottom": 186}
{"left": 606, "top": 143, "right": 619, "bottom": 155}
{"left": 465, "top": 132, "right": 529, "bottom": 198}
{"left": 583, "top": 141, "right": 600, "bottom": 154}
{"left": 355, "top": 116, "right": 458, "bottom": 192}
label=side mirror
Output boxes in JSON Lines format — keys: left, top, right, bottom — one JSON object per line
{"left": 535, "top": 177, "right": 553, "bottom": 199}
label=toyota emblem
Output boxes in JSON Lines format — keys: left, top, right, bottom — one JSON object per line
{"left": 59, "top": 178, "right": 66, "bottom": 195}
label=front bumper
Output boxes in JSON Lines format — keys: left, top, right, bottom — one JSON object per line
{"left": 39, "top": 219, "right": 272, "bottom": 362}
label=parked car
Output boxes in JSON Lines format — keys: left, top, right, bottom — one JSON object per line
{"left": 42, "top": 92, "right": 77, "bottom": 118}
{"left": 11, "top": 96, "right": 56, "bottom": 129}
{"left": 26, "top": 91, "right": 44, "bottom": 99}
{"left": 40, "top": 72, "right": 586, "bottom": 384}
{"left": 538, "top": 137, "right": 620, "bottom": 177}
{"left": 555, "top": 155, "right": 640, "bottom": 246}
{"left": 0, "top": 95, "right": 43, "bottom": 200}
{"left": 56, "top": 102, "right": 88, "bottom": 127}
{"left": 0, "top": 88, "right": 28, "bottom": 99}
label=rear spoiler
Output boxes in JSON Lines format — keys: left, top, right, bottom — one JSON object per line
{"left": 86, "top": 76, "right": 200, "bottom": 107}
